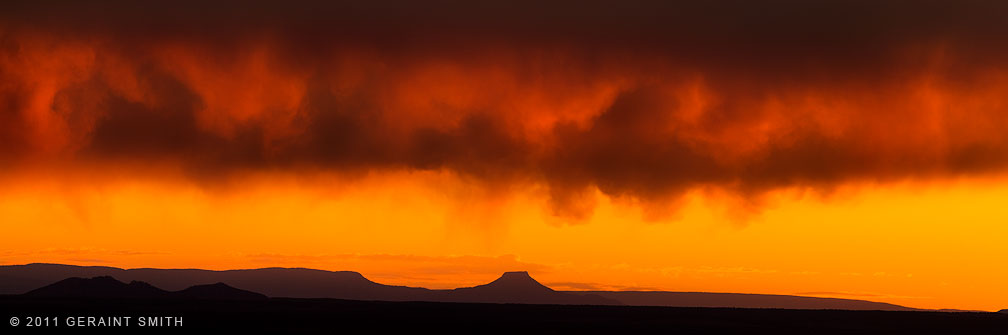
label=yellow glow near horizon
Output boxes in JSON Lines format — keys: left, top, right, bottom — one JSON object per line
{"left": 2, "top": 169, "right": 1007, "bottom": 311}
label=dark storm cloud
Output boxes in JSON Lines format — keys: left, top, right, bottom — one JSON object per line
{"left": 3, "top": 0, "right": 1008, "bottom": 215}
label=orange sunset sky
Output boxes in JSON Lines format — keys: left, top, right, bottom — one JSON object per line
{"left": 2, "top": 1, "right": 1008, "bottom": 311}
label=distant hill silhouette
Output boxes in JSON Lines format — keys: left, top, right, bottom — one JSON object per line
{"left": 172, "top": 282, "right": 267, "bottom": 300}
{"left": 1000, "top": 309, "right": 1008, "bottom": 314}
{"left": 25, "top": 276, "right": 266, "bottom": 300}
{"left": 0, "top": 263, "right": 428, "bottom": 301}
{"left": 443, "top": 271, "right": 618, "bottom": 305}
{"left": 1, "top": 263, "right": 921, "bottom": 310}
{"left": 26, "top": 276, "right": 167, "bottom": 298}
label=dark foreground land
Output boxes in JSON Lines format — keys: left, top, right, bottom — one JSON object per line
{"left": 2, "top": 296, "right": 1006, "bottom": 334}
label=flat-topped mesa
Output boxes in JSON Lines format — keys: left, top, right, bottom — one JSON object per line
{"left": 496, "top": 271, "right": 532, "bottom": 282}
{"left": 446, "top": 271, "right": 620, "bottom": 305}
{"left": 500, "top": 271, "right": 532, "bottom": 278}
{"left": 477, "top": 271, "right": 553, "bottom": 292}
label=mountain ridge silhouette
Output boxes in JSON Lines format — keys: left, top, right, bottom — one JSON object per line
{"left": 173, "top": 282, "right": 268, "bottom": 300}
{"left": 26, "top": 276, "right": 267, "bottom": 300}
{"left": 1, "top": 263, "right": 919, "bottom": 310}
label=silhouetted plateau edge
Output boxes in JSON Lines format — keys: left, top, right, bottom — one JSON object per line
{"left": 1, "top": 263, "right": 922, "bottom": 310}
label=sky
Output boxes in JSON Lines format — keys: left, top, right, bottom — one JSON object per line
{"left": 2, "top": 0, "right": 1008, "bottom": 311}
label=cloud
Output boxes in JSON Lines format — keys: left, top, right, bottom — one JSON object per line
{"left": 4, "top": 0, "right": 1008, "bottom": 218}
